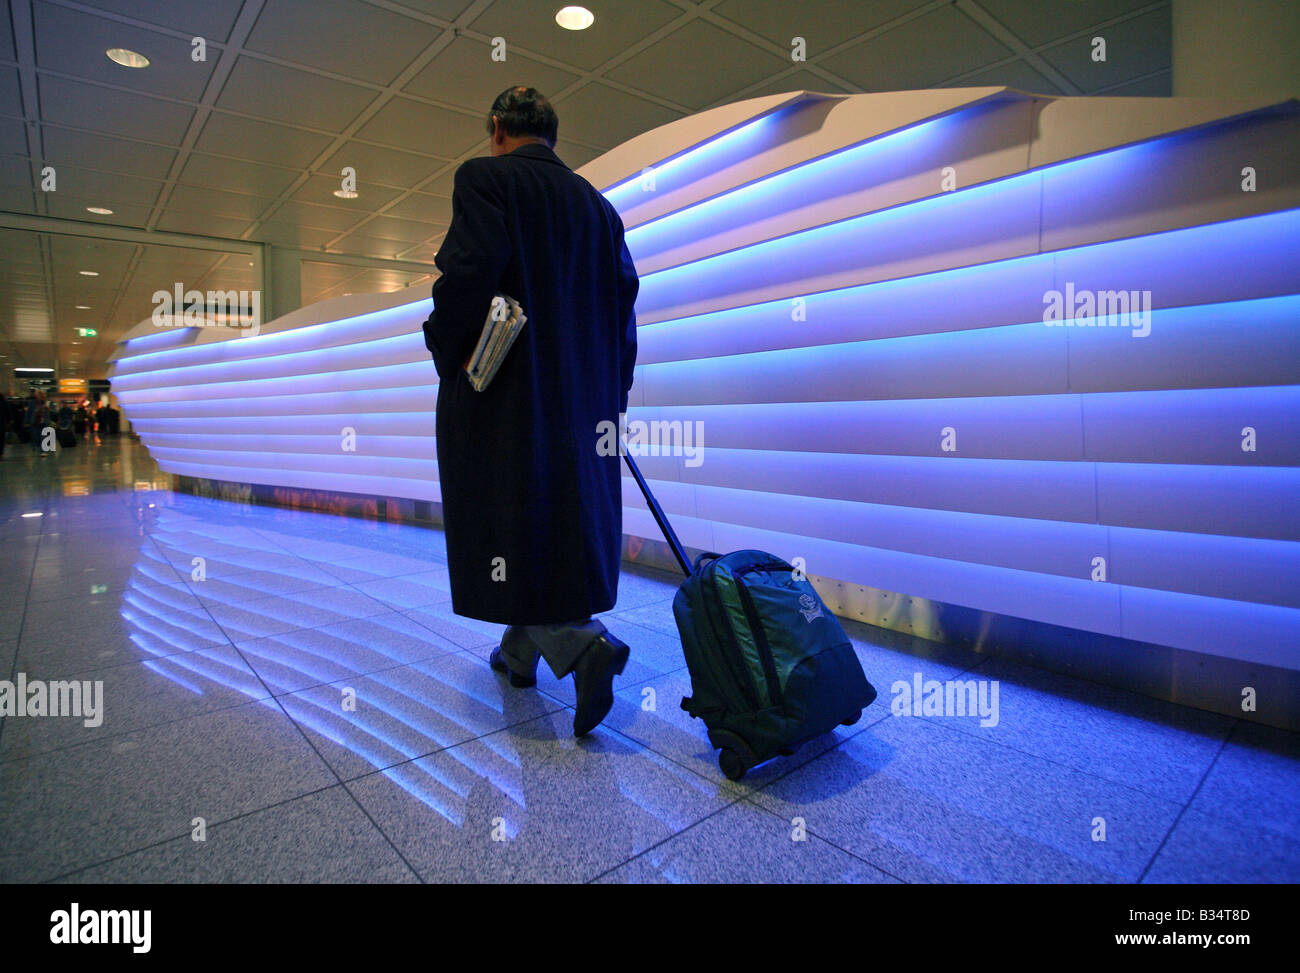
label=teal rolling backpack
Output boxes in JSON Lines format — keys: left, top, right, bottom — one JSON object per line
{"left": 625, "top": 455, "right": 877, "bottom": 780}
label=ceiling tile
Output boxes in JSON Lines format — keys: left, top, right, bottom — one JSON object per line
{"left": 1, "top": 3, "right": 14, "bottom": 60}
{"left": 0, "top": 117, "right": 29, "bottom": 156}
{"left": 977, "top": 0, "right": 1161, "bottom": 48}
{"left": 1039, "top": 7, "right": 1172, "bottom": 93}
{"left": 246, "top": 0, "right": 436, "bottom": 86}
{"left": 179, "top": 152, "right": 301, "bottom": 197}
{"left": 195, "top": 111, "right": 334, "bottom": 167}
{"left": 403, "top": 34, "right": 580, "bottom": 112}
{"left": 378, "top": 0, "right": 476, "bottom": 24}
{"left": 1099, "top": 70, "right": 1172, "bottom": 97}
{"left": 154, "top": 212, "right": 254, "bottom": 238}
{"left": 353, "top": 214, "right": 442, "bottom": 244}
{"left": 326, "top": 232, "right": 420, "bottom": 258}
{"left": 166, "top": 183, "right": 276, "bottom": 220}
{"left": 262, "top": 199, "right": 366, "bottom": 232}
{"left": 41, "top": 128, "right": 177, "bottom": 180}
{"left": 354, "top": 96, "right": 484, "bottom": 156}
{"left": 43, "top": 197, "right": 157, "bottom": 227}
{"left": 38, "top": 75, "right": 194, "bottom": 142}
{"left": 289, "top": 172, "right": 403, "bottom": 209}
{"left": 1, "top": 65, "right": 22, "bottom": 115}
{"left": 396, "top": 243, "right": 440, "bottom": 263}
{"left": 216, "top": 56, "right": 378, "bottom": 132}
{"left": 554, "top": 140, "right": 602, "bottom": 171}
{"left": 713, "top": 0, "right": 934, "bottom": 51}
{"left": 37, "top": 164, "right": 164, "bottom": 205}
{"left": 318, "top": 141, "right": 450, "bottom": 190}
{"left": 467, "top": 0, "right": 684, "bottom": 72}
{"left": 554, "top": 83, "right": 682, "bottom": 148}
{"left": 34, "top": 2, "right": 215, "bottom": 102}
{"left": 821, "top": 5, "right": 1011, "bottom": 91}
{"left": 418, "top": 169, "right": 456, "bottom": 196}
{"left": 73, "top": 0, "right": 245, "bottom": 43}
{"left": 0, "top": 187, "right": 38, "bottom": 212}
{"left": 607, "top": 19, "right": 791, "bottom": 110}
{"left": 380, "top": 191, "right": 450, "bottom": 222}
{"left": 0, "top": 154, "right": 35, "bottom": 188}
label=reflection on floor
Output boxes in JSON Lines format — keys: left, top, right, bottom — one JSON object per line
{"left": 1, "top": 436, "right": 1297, "bottom": 882}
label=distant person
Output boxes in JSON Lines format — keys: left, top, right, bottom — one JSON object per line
{"left": 423, "top": 86, "right": 640, "bottom": 737}
{"left": 25, "top": 390, "right": 48, "bottom": 451}
{"left": 74, "top": 404, "right": 88, "bottom": 436}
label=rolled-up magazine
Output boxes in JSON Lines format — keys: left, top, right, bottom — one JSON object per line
{"left": 464, "top": 293, "right": 527, "bottom": 392}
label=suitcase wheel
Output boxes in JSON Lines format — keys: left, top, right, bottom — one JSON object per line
{"left": 718, "top": 748, "right": 747, "bottom": 781}
{"left": 840, "top": 709, "right": 862, "bottom": 727}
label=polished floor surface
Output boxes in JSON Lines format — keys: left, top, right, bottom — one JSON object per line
{"left": 2, "top": 435, "right": 1297, "bottom": 883}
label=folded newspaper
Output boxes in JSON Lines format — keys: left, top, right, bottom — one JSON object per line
{"left": 464, "top": 293, "right": 527, "bottom": 392}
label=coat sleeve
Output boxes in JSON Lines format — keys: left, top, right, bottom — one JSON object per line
{"left": 423, "top": 159, "right": 511, "bottom": 381}
{"left": 614, "top": 216, "right": 640, "bottom": 415}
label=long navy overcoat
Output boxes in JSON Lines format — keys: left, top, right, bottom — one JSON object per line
{"left": 423, "top": 143, "right": 639, "bottom": 624}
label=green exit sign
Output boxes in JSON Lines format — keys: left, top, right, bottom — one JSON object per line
{"left": 76, "top": 327, "right": 97, "bottom": 337}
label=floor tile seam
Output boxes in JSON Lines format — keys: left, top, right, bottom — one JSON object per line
{"left": 35, "top": 780, "right": 349, "bottom": 884}
{"left": 258, "top": 689, "right": 429, "bottom": 884}
{"left": 882, "top": 711, "right": 1200, "bottom": 810}
{"left": 734, "top": 792, "right": 914, "bottom": 884}
{"left": 280, "top": 693, "right": 572, "bottom": 786}
{"left": 583, "top": 791, "right": 761, "bottom": 884}
{"left": 0, "top": 692, "right": 281, "bottom": 765}
{"left": 1136, "top": 727, "right": 1235, "bottom": 883}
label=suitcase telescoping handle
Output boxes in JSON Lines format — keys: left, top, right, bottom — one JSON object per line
{"left": 622, "top": 452, "right": 692, "bottom": 577}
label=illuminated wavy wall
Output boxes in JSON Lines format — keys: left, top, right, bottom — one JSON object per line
{"left": 111, "top": 87, "right": 1300, "bottom": 726}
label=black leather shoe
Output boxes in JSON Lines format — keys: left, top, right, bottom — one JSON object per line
{"left": 571, "top": 633, "right": 630, "bottom": 737}
{"left": 490, "top": 647, "right": 537, "bottom": 688}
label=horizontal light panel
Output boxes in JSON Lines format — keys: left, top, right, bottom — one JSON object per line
{"left": 112, "top": 88, "right": 1300, "bottom": 678}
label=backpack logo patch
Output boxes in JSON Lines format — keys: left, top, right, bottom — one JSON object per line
{"left": 798, "top": 593, "right": 823, "bottom": 623}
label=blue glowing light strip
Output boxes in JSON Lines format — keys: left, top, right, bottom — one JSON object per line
{"left": 115, "top": 297, "right": 427, "bottom": 377}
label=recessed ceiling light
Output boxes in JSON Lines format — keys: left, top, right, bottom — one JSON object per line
{"left": 333, "top": 189, "right": 359, "bottom": 199}
{"left": 75, "top": 305, "right": 91, "bottom": 310}
{"left": 106, "top": 48, "right": 149, "bottom": 68}
{"left": 555, "top": 5, "right": 594, "bottom": 29}
{"left": 86, "top": 206, "right": 113, "bottom": 215}
{"left": 79, "top": 270, "right": 99, "bottom": 276}
{"left": 22, "top": 512, "right": 43, "bottom": 519}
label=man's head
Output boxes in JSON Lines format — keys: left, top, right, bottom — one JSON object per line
{"left": 486, "top": 86, "right": 558, "bottom": 156}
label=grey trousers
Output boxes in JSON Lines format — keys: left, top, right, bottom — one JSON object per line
{"left": 499, "top": 618, "right": 609, "bottom": 679}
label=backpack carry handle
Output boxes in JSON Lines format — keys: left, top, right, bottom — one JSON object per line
{"left": 622, "top": 451, "right": 692, "bottom": 577}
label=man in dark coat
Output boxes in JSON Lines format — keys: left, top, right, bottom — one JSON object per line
{"left": 423, "top": 87, "right": 640, "bottom": 737}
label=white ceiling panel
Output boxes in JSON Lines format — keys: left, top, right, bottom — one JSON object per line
{"left": 33, "top": 1, "right": 216, "bottom": 102}
{"left": 403, "top": 35, "right": 580, "bottom": 112}
{"left": 246, "top": 0, "right": 434, "bottom": 86}
{"left": 353, "top": 96, "right": 486, "bottom": 157}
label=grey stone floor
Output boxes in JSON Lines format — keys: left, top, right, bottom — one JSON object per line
{"left": 1, "top": 436, "right": 1297, "bottom": 883}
